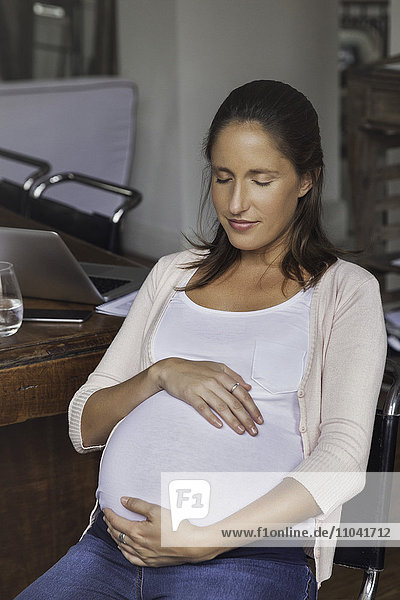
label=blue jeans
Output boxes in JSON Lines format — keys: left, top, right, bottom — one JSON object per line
{"left": 14, "top": 533, "right": 317, "bottom": 600}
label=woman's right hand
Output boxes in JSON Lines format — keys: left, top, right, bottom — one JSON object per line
{"left": 149, "top": 357, "right": 263, "bottom": 436}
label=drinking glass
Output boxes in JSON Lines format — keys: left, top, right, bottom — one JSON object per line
{"left": 0, "top": 262, "right": 23, "bottom": 337}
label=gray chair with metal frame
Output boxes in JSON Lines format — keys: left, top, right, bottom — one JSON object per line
{"left": 0, "top": 77, "right": 140, "bottom": 253}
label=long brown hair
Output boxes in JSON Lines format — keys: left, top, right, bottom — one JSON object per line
{"left": 180, "top": 80, "right": 359, "bottom": 292}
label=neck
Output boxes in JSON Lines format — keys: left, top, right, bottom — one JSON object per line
{"left": 238, "top": 247, "right": 286, "bottom": 270}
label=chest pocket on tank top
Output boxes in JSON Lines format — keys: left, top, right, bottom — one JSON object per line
{"left": 251, "top": 340, "right": 307, "bottom": 395}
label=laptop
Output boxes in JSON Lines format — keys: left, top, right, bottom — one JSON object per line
{"left": 0, "top": 227, "right": 151, "bottom": 304}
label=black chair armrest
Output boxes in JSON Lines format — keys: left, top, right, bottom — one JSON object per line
{"left": 31, "top": 171, "right": 142, "bottom": 222}
{"left": 0, "top": 147, "right": 50, "bottom": 192}
{"left": 30, "top": 171, "right": 142, "bottom": 252}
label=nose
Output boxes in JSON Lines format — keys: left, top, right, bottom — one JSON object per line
{"left": 228, "top": 181, "right": 249, "bottom": 215}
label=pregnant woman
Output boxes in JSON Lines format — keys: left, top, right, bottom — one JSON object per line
{"left": 15, "top": 80, "right": 387, "bottom": 600}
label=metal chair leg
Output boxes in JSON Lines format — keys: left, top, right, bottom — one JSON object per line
{"left": 358, "top": 569, "right": 380, "bottom": 600}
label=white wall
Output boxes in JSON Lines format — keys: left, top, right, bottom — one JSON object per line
{"left": 118, "top": 0, "right": 182, "bottom": 256}
{"left": 118, "top": 0, "right": 340, "bottom": 259}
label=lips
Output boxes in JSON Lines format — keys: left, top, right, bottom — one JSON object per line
{"left": 227, "top": 219, "right": 259, "bottom": 231}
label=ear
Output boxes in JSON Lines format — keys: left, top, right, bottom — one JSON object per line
{"left": 298, "top": 172, "right": 313, "bottom": 198}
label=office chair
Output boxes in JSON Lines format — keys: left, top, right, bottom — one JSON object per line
{"left": 30, "top": 172, "right": 142, "bottom": 253}
{"left": 0, "top": 147, "right": 50, "bottom": 215}
{"left": 0, "top": 77, "right": 140, "bottom": 252}
{"left": 331, "top": 357, "right": 400, "bottom": 600}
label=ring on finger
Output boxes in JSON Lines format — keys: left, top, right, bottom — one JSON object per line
{"left": 230, "top": 382, "right": 240, "bottom": 394}
{"left": 118, "top": 531, "right": 126, "bottom": 545}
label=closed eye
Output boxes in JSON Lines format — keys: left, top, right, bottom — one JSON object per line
{"left": 253, "top": 180, "right": 272, "bottom": 187}
{"left": 215, "top": 177, "right": 232, "bottom": 184}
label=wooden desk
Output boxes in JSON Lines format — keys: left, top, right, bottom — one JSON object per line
{"left": 0, "top": 207, "right": 153, "bottom": 599}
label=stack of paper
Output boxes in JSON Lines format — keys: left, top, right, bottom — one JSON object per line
{"left": 95, "top": 291, "right": 138, "bottom": 317}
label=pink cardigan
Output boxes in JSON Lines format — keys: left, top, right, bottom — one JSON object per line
{"left": 68, "top": 250, "right": 387, "bottom": 587}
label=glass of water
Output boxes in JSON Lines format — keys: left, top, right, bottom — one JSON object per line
{"left": 0, "top": 262, "right": 23, "bottom": 337}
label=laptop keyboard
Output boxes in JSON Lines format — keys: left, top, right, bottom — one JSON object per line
{"left": 89, "top": 276, "right": 130, "bottom": 295}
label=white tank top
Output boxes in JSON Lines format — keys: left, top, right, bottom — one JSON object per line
{"left": 97, "top": 277, "right": 314, "bottom": 525}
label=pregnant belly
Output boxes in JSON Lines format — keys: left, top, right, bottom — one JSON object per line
{"left": 97, "top": 391, "right": 304, "bottom": 524}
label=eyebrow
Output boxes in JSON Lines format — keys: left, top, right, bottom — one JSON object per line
{"left": 212, "top": 166, "right": 279, "bottom": 176}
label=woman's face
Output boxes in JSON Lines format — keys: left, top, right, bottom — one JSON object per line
{"left": 210, "top": 121, "right": 312, "bottom": 263}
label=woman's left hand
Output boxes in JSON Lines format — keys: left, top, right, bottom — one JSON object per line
{"left": 103, "top": 497, "right": 222, "bottom": 567}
